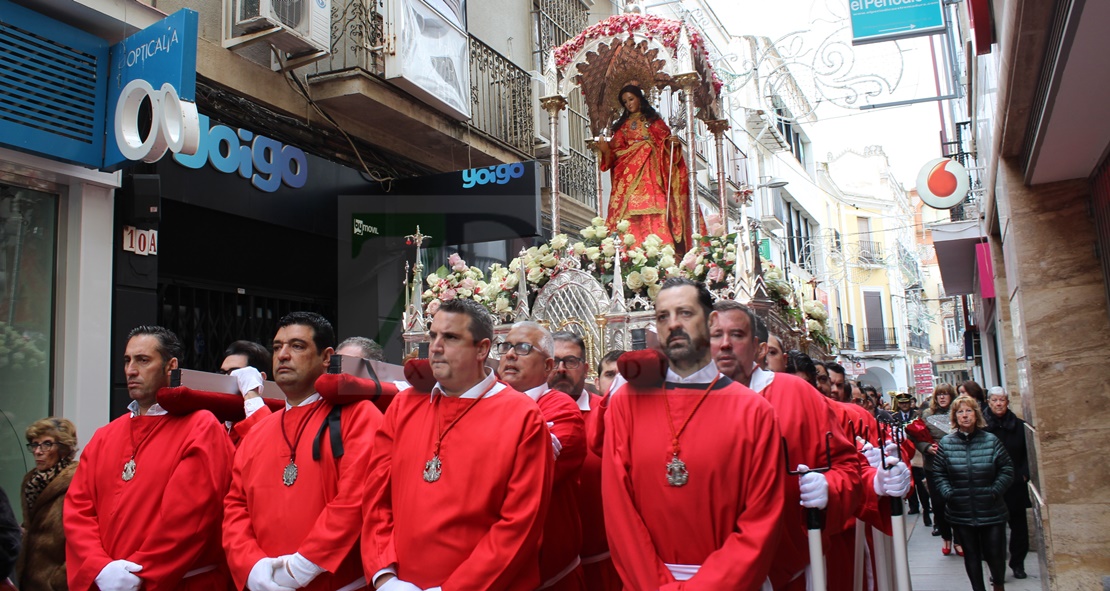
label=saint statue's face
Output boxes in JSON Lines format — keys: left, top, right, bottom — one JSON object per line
{"left": 621, "top": 91, "right": 642, "bottom": 114}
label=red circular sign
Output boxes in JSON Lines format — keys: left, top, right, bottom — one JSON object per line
{"left": 916, "top": 158, "right": 970, "bottom": 209}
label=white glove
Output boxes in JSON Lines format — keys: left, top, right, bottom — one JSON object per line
{"left": 546, "top": 421, "right": 562, "bottom": 458}
{"left": 797, "top": 465, "right": 829, "bottom": 509}
{"left": 95, "top": 560, "right": 143, "bottom": 591}
{"left": 874, "top": 459, "right": 912, "bottom": 497}
{"left": 273, "top": 553, "right": 323, "bottom": 589}
{"left": 883, "top": 441, "right": 901, "bottom": 462}
{"left": 861, "top": 442, "right": 881, "bottom": 469}
{"left": 247, "top": 558, "right": 295, "bottom": 591}
{"left": 232, "top": 367, "right": 265, "bottom": 397}
{"left": 378, "top": 578, "right": 424, "bottom": 591}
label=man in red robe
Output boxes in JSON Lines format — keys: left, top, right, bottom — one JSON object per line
{"left": 603, "top": 278, "right": 784, "bottom": 590}
{"left": 223, "top": 312, "right": 382, "bottom": 591}
{"left": 218, "top": 340, "right": 272, "bottom": 446}
{"left": 710, "top": 302, "right": 863, "bottom": 591}
{"left": 362, "top": 298, "right": 554, "bottom": 591}
{"left": 65, "top": 326, "right": 234, "bottom": 591}
{"left": 548, "top": 338, "right": 622, "bottom": 591}
{"left": 499, "top": 323, "right": 586, "bottom": 591}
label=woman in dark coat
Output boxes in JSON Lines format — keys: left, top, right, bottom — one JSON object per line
{"left": 931, "top": 395, "right": 1014, "bottom": 591}
{"left": 984, "top": 386, "right": 1031, "bottom": 579}
{"left": 916, "top": 382, "right": 958, "bottom": 553}
{"left": 16, "top": 417, "right": 78, "bottom": 591}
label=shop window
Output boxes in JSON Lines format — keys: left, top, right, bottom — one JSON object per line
{"left": 0, "top": 181, "right": 58, "bottom": 521}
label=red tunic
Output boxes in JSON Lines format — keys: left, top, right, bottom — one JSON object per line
{"left": 530, "top": 390, "right": 587, "bottom": 590}
{"left": 602, "top": 378, "right": 785, "bottom": 590}
{"left": 223, "top": 399, "right": 381, "bottom": 591}
{"left": 229, "top": 404, "right": 271, "bottom": 447}
{"left": 65, "top": 411, "right": 234, "bottom": 591}
{"left": 576, "top": 393, "right": 622, "bottom": 591}
{"left": 362, "top": 386, "right": 555, "bottom": 591}
{"left": 754, "top": 373, "right": 862, "bottom": 589}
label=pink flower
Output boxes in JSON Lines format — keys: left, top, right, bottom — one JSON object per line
{"left": 425, "top": 299, "right": 442, "bottom": 315}
{"left": 681, "top": 250, "right": 698, "bottom": 270}
{"left": 707, "top": 266, "right": 724, "bottom": 283}
{"left": 441, "top": 288, "right": 457, "bottom": 300}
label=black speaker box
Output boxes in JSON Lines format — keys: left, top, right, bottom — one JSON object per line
{"left": 128, "top": 174, "right": 162, "bottom": 222}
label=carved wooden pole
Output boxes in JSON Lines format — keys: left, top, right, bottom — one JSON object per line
{"left": 674, "top": 74, "right": 700, "bottom": 242}
{"left": 707, "top": 119, "right": 729, "bottom": 228}
{"left": 540, "top": 95, "right": 568, "bottom": 234}
{"left": 586, "top": 138, "right": 604, "bottom": 218}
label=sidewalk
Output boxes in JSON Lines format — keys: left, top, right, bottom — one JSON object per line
{"left": 905, "top": 513, "right": 1041, "bottom": 591}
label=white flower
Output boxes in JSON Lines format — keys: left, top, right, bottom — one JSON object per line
{"left": 807, "top": 319, "right": 823, "bottom": 333}
{"left": 643, "top": 234, "right": 663, "bottom": 249}
{"left": 641, "top": 267, "right": 660, "bottom": 284}
{"left": 550, "top": 234, "right": 568, "bottom": 250}
{"left": 504, "top": 273, "right": 519, "bottom": 289}
{"left": 626, "top": 271, "right": 644, "bottom": 290}
{"left": 591, "top": 216, "right": 606, "bottom": 227}
{"left": 623, "top": 233, "right": 636, "bottom": 246}
{"left": 694, "top": 264, "right": 705, "bottom": 277}
{"left": 659, "top": 254, "right": 675, "bottom": 269}
{"left": 581, "top": 226, "right": 596, "bottom": 240}
{"left": 648, "top": 283, "right": 662, "bottom": 299}
{"left": 586, "top": 246, "right": 601, "bottom": 260}
{"left": 644, "top": 245, "right": 660, "bottom": 258}
{"left": 602, "top": 242, "right": 616, "bottom": 257}
{"left": 540, "top": 254, "right": 558, "bottom": 268}
{"left": 572, "top": 241, "right": 587, "bottom": 255}
{"left": 616, "top": 220, "right": 631, "bottom": 232}
{"left": 495, "top": 297, "right": 512, "bottom": 313}
{"left": 527, "top": 267, "right": 545, "bottom": 283}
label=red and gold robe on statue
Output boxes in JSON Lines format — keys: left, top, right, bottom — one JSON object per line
{"left": 65, "top": 407, "right": 234, "bottom": 591}
{"left": 522, "top": 386, "right": 587, "bottom": 591}
{"left": 600, "top": 113, "right": 702, "bottom": 253}
{"left": 223, "top": 395, "right": 382, "bottom": 591}
{"left": 575, "top": 391, "right": 622, "bottom": 591}
{"left": 602, "top": 367, "right": 785, "bottom": 591}
{"left": 362, "top": 372, "right": 555, "bottom": 591}
{"left": 749, "top": 369, "right": 863, "bottom": 591}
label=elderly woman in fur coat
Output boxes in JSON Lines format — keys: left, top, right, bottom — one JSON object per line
{"left": 16, "top": 417, "right": 78, "bottom": 590}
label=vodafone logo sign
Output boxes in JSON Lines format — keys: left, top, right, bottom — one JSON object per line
{"left": 916, "top": 158, "right": 970, "bottom": 209}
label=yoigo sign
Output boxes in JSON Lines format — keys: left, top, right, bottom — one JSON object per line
{"left": 104, "top": 9, "right": 200, "bottom": 170}
{"left": 172, "top": 115, "right": 308, "bottom": 192}
{"left": 461, "top": 163, "right": 526, "bottom": 188}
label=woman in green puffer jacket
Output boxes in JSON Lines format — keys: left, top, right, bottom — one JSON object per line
{"left": 931, "top": 395, "right": 1014, "bottom": 591}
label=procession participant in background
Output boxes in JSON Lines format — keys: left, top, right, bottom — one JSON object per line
{"left": 219, "top": 340, "right": 273, "bottom": 445}
{"left": 548, "top": 334, "right": 622, "bottom": 591}
{"left": 710, "top": 300, "right": 863, "bottom": 591}
{"left": 825, "top": 362, "right": 849, "bottom": 403}
{"left": 362, "top": 298, "right": 554, "bottom": 591}
{"left": 598, "top": 84, "right": 702, "bottom": 253}
{"left": 336, "top": 336, "right": 385, "bottom": 362}
{"left": 603, "top": 278, "right": 784, "bottom": 589}
{"left": 223, "top": 312, "right": 381, "bottom": 591}
{"left": 500, "top": 323, "right": 586, "bottom": 591}
{"left": 765, "top": 335, "right": 787, "bottom": 372}
{"left": 813, "top": 361, "right": 834, "bottom": 398}
{"left": 66, "top": 326, "right": 233, "bottom": 591}
{"left": 595, "top": 350, "right": 623, "bottom": 397}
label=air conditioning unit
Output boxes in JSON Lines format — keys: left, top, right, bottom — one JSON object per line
{"left": 530, "top": 71, "right": 569, "bottom": 158}
{"left": 232, "top": 0, "right": 331, "bottom": 58}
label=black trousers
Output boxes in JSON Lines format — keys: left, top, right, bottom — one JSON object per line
{"left": 1007, "top": 501, "right": 1029, "bottom": 569}
{"left": 911, "top": 466, "right": 932, "bottom": 514}
{"left": 927, "top": 477, "right": 953, "bottom": 540}
{"left": 953, "top": 523, "right": 1007, "bottom": 591}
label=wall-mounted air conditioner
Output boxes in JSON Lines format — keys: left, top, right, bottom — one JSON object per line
{"left": 224, "top": 0, "right": 331, "bottom": 67}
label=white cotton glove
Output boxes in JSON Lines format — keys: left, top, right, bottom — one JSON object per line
{"left": 797, "top": 465, "right": 829, "bottom": 509}
{"left": 273, "top": 553, "right": 324, "bottom": 589}
{"left": 95, "top": 560, "right": 143, "bottom": 591}
{"left": 232, "top": 367, "right": 265, "bottom": 397}
{"left": 546, "top": 421, "right": 563, "bottom": 458}
{"left": 874, "top": 458, "right": 912, "bottom": 497}
{"left": 378, "top": 578, "right": 424, "bottom": 591}
{"left": 860, "top": 442, "right": 881, "bottom": 469}
{"left": 247, "top": 558, "right": 295, "bottom": 591}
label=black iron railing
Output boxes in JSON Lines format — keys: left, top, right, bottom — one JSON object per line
{"left": 863, "top": 327, "right": 899, "bottom": 351}
{"left": 468, "top": 35, "right": 535, "bottom": 156}
{"left": 859, "top": 240, "right": 883, "bottom": 264}
{"left": 908, "top": 329, "right": 930, "bottom": 350}
{"left": 840, "top": 323, "right": 857, "bottom": 350}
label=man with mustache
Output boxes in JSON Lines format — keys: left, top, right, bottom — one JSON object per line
{"left": 362, "top": 298, "right": 554, "bottom": 591}
{"left": 547, "top": 333, "right": 621, "bottom": 591}
{"left": 223, "top": 312, "right": 383, "bottom": 591}
{"left": 499, "top": 322, "right": 586, "bottom": 591}
{"left": 602, "top": 278, "right": 785, "bottom": 590}
{"left": 710, "top": 301, "right": 864, "bottom": 591}
{"left": 66, "top": 326, "right": 234, "bottom": 591}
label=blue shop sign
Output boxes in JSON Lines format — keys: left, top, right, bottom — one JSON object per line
{"left": 849, "top": 0, "right": 945, "bottom": 44}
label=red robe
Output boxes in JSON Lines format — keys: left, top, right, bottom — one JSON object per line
{"left": 602, "top": 378, "right": 785, "bottom": 590}
{"left": 223, "top": 399, "right": 381, "bottom": 591}
{"left": 229, "top": 404, "right": 271, "bottom": 447}
{"left": 528, "top": 389, "right": 586, "bottom": 591}
{"left": 753, "top": 372, "right": 862, "bottom": 590}
{"left": 65, "top": 411, "right": 234, "bottom": 591}
{"left": 362, "top": 385, "right": 555, "bottom": 591}
{"left": 576, "top": 392, "right": 622, "bottom": 591}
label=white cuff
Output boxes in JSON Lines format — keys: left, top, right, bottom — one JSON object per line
{"left": 373, "top": 565, "right": 398, "bottom": 587}
{"left": 244, "top": 396, "right": 266, "bottom": 417}
{"left": 288, "top": 552, "right": 324, "bottom": 585}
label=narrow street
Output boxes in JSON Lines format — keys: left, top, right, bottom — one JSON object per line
{"left": 905, "top": 513, "right": 1042, "bottom": 591}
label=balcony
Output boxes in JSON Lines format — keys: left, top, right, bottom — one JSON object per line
{"left": 468, "top": 36, "right": 535, "bottom": 156}
{"left": 840, "top": 323, "right": 857, "bottom": 351}
{"left": 761, "top": 192, "right": 787, "bottom": 231}
{"left": 858, "top": 240, "right": 884, "bottom": 265}
{"left": 907, "top": 329, "right": 930, "bottom": 351}
{"left": 863, "top": 327, "right": 899, "bottom": 351}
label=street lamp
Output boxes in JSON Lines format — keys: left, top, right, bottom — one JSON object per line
{"left": 757, "top": 177, "right": 789, "bottom": 189}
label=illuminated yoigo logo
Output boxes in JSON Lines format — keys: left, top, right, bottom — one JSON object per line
{"left": 461, "top": 163, "right": 526, "bottom": 189}
{"left": 115, "top": 80, "right": 200, "bottom": 164}
{"left": 172, "top": 114, "right": 308, "bottom": 192}
{"left": 916, "top": 158, "right": 970, "bottom": 209}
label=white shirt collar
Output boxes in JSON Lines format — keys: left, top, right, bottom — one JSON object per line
{"left": 665, "top": 360, "right": 721, "bottom": 384}
{"left": 576, "top": 389, "right": 591, "bottom": 411}
{"left": 285, "top": 393, "right": 321, "bottom": 410}
{"left": 750, "top": 367, "right": 775, "bottom": 393}
{"left": 128, "top": 400, "right": 168, "bottom": 417}
{"left": 431, "top": 368, "right": 506, "bottom": 401}
{"left": 522, "top": 384, "right": 548, "bottom": 402}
